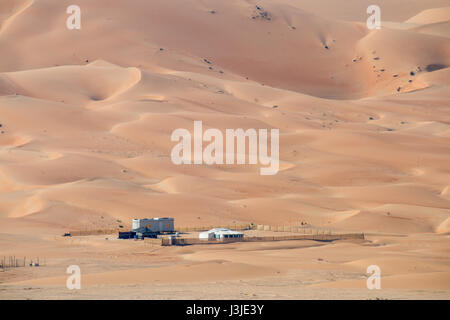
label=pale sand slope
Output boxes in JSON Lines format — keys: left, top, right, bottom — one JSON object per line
{"left": 0, "top": 0, "right": 449, "bottom": 299}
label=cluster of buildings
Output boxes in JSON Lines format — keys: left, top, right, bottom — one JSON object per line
{"left": 119, "top": 218, "right": 245, "bottom": 243}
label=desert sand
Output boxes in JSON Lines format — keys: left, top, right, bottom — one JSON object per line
{"left": 0, "top": 0, "right": 449, "bottom": 299}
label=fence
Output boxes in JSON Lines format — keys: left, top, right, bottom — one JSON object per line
{"left": 1, "top": 256, "right": 44, "bottom": 271}
{"left": 255, "top": 224, "right": 334, "bottom": 234}
{"left": 176, "top": 224, "right": 253, "bottom": 233}
{"left": 67, "top": 224, "right": 252, "bottom": 236}
{"left": 69, "top": 223, "right": 349, "bottom": 238}
{"left": 67, "top": 228, "right": 123, "bottom": 236}
{"left": 158, "top": 233, "right": 364, "bottom": 246}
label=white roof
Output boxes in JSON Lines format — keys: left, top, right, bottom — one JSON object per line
{"left": 133, "top": 217, "right": 173, "bottom": 221}
{"left": 204, "top": 228, "right": 243, "bottom": 235}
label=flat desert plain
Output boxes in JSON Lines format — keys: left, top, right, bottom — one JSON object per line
{"left": 0, "top": 0, "right": 449, "bottom": 299}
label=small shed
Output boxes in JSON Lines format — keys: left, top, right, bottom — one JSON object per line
{"left": 118, "top": 231, "right": 136, "bottom": 239}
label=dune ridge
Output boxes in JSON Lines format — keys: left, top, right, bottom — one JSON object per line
{"left": 0, "top": 1, "right": 449, "bottom": 299}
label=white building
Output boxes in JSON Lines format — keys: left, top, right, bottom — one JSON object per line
{"left": 132, "top": 217, "right": 174, "bottom": 233}
{"left": 199, "top": 228, "right": 244, "bottom": 240}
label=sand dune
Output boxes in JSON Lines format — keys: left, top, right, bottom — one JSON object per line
{"left": 0, "top": 0, "right": 33, "bottom": 33}
{"left": 0, "top": 0, "right": 449, "bottom": 299}
{"left": 406, "top": 7, "right": 450, "bottom": 25}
